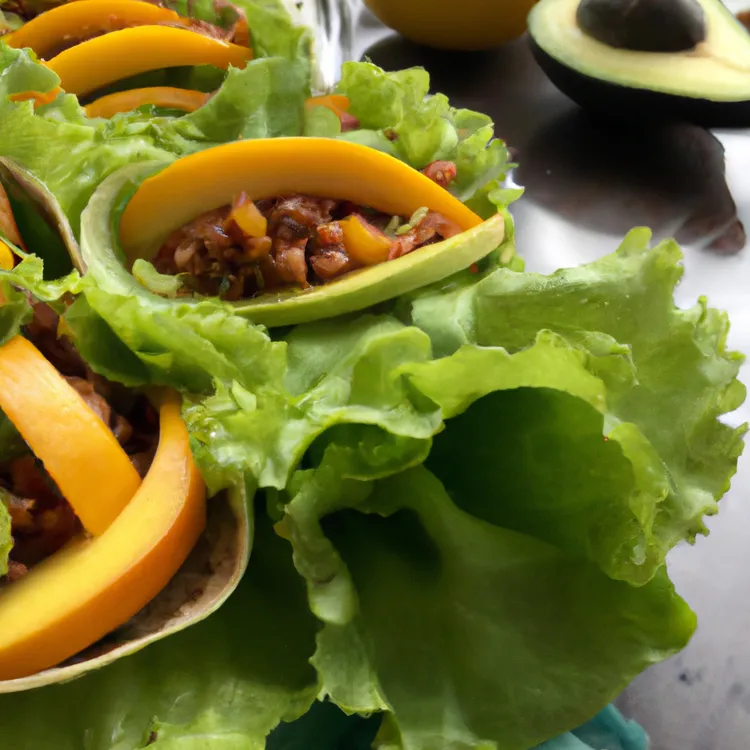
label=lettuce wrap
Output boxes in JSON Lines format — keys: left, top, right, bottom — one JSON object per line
{"left": 0, "top": 260, "right": 252, "bottom": 692}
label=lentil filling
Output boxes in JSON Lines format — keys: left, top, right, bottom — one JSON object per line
{"left": 152, "top": 160, "right": 461, "bottom": 301}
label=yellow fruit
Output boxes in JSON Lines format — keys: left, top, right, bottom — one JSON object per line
{"left": 0, "top": 391, "right": 206, "bottom": 681}
{"left": 364, "top": 0, "right": 539, "bottom": 51}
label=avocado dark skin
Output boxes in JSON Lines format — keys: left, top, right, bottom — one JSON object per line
{"left": 577, "top": 0, "right": 707, "bottom": 53}
{"left": 528, "top": 38, "right": 750, "bottom": 127}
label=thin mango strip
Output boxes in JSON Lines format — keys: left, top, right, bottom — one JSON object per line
{"left": 0, "top": 336, "right": 141, "bottom": 535}
{"left": 0, "top": 391, "right": 206, "bottom": 680}
{"left": 5, "top": 0, "right": 183, "bottom": 58}
{"left": 85, "top": 86, "right": 210, "bottom": 118}
{"left": 47, "top": 25, "right": 251, "bottom": 97}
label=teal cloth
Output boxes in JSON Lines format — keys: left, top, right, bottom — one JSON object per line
{"left": 536, "top": 705, "right": 648, "bottom": 750}
{"left": 267, "top": 701, "right": 648, "bottom": 750}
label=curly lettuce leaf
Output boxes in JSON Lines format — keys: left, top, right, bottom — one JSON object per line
{"left": 277, "top": 432, "right": 693, "bottom": 750}
{"left": 405, "top": 228, "right": 747, "bottom": 583}
{"left": 76, "top": 223, "right": 743, "bottom": 591}
{"left": 0, "top": 199, "right": 737, "bottom": 749}
{"left": 232, "top": 0, "right": 312, "bottom": 61}
{"left": 0, "top": 511, "right": 320, "bottom": 748}
{"left": 331, "top": 62, "right": 517, "bottom": 211}
{"left": 182, "top": 316, "right": 440, "bottom": 494}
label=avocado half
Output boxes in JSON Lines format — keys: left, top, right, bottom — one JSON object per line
{"left": 528, "top": 0, "right": 750, "bottom": 127}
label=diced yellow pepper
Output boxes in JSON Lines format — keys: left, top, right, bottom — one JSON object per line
{"left": 229, "top": 193, "right": 268, "bottom": 238}
{"left": 339, "top": 215, "right": 393, "bottom": 266}
{"left": 0, "top": 241, "right": 14, "bottom": 271}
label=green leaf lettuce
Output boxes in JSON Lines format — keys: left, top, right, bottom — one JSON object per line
{"left": 0, "top": 511, "right": 320, "bottom": 748}
{"left": 405, "top": 228, "right": 747, "bottom": 582}
{"left": 317, "top": 61, "right": 519, "bottom": 213}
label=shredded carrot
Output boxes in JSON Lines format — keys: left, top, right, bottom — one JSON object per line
{"left": 305, "top": 94, "right": 351, "bottom": 118}
{"left": 8, "top": 87, "right": 62, "bottom": 108}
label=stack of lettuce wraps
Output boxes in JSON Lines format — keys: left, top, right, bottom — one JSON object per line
{"left": 0, "top": 2, "right": 745, "bottom": 748}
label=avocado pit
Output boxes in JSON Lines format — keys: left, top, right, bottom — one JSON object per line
{"left": 577, "top": 0, "right": 707, "bottom": 53}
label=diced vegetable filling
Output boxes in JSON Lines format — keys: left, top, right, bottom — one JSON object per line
{"left": 0, "top": 303, "right": 159, "bottom": 586}
{"left": 152, "top": 160, "right": 462, "bottom": 300}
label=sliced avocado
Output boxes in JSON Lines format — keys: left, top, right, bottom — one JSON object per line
{"left": 528, "top": 0, "right": 750, "bottom": 126}
{"left": 233, "top": 216, "right": 505, "bottom": 327}
{"left": 81, "top": 163, "right": 506, "bottom": 328}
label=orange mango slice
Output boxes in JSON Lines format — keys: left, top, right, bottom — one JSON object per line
{"left": 0, "top": 390, "right": 206, "bottom": 680}
{"left": 5, "top": 0, "right": 182, "bottom": 58}
{"left": 85, "top": 86, "right": 210, "bottom": 118}
{"left": 47, "top": 25, "right": 251, "bottom": 97}
{"left": 119, "top": 137, "right": 482, "bottom": 261}
{"left": 0, "top": 336, "right": 141, "bottom": 535}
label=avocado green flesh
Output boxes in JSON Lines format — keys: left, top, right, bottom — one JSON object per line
{"left": 82, "top": 162, "right": 506, "bottom": 328}
{"left": 529, "top": 0, "right": 750, "bottom": 102}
